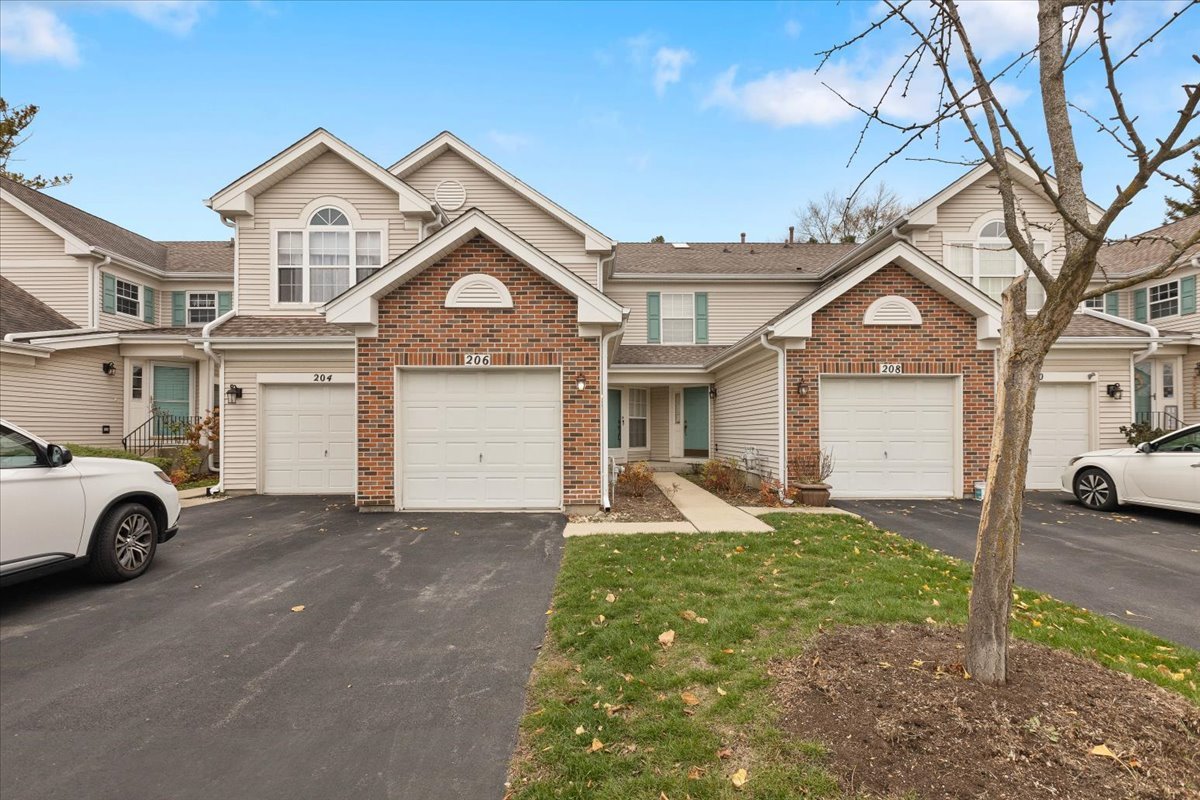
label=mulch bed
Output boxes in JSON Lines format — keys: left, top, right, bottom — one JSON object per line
{"left": 680, "top": 472, "right": 778, "bottom": 508}
{"left": 570, "top": 480, "right": 686, "bottom": 522}
{"left": 773, "top": 624, "right": 1200, "bottom": 800}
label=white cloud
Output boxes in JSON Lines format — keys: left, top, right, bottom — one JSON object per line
{"left": 953, "top": 0, "right": 1038, "bottom": 60}
{"left": 652, "top": 46, "right": 694, "bottom": 95}
{"left": 105, "top": 1, "right": 209, "bottom": 35}
{"left": 783, "top": 19, "right": 802, "bottom": 39}
{"left": 487, "top": 130, "right": 531, "bottom": 152}
{"left": 0, "top": 3, "right": 79, "bottom": 66}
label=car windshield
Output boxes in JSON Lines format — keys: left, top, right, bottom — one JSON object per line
{"left": 1155, "top": 428, "right": 1200, "bottom": 452}
{"left": 0, "top": 427, "right": 43, "bottom": 469}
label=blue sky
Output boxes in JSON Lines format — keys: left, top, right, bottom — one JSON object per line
{"left": 1, "top": 0, "right": 1196, "bottom": 242}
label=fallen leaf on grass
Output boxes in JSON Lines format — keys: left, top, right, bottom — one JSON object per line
{"left": 716, "top": 686, "right": 727, "bottom": 696}
{"left": 687, "top": 765, "right": 703, "bottom": 780}
{"left": 1089, "top": 744, "right": 1119, "bottom": 760}
{"left": 575, "top": 725, "right": 586, "bottom": 735}
{"left": 658, "top": 629, "right": 676, "bottom": 648}
{"left": 680, "top": 609, "right": 697, "bottom": 621}
{"left": 680, "top": 691, "right": 701, "bottom": 706}
{"left": 731, "top": 768, "right": 748, "bottom": 788}
{"left": 605, "top": 593, "right": 616, "bottom": 603}
{"left": 587, "top": 738, "right": 604, "bottom": 753}
{"left": 290, "top": 605, "right": 306, "bottom": 612}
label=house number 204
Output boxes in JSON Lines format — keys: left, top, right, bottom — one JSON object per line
{"left": 312, "top": 373, "right": 333, "bottom": 382}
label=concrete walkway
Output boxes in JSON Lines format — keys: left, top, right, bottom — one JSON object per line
{"left": 652, "top": 473, "right": 773, "bottom": 533}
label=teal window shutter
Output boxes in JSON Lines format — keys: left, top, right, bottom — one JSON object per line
{"left": 694, "top": 292, "right": 708, "bottom": 343}
{"left": 143, "top": 286, "right": 156, "bottom": 323}
{"left": 1133, "top": 288, "right": 1148, "bottom": 323}
{"left": 218, "top": 291, "right": 232, "bottom": 316}
{"left": 102, "top": 273, "right": 116, "bottom": 314}
{"left": 1104, "top": 292, "right": 1119, "bottom": 316}
{"left": 1181, "top": 275, "right": 1196, "bottom": 316}
{"left": 646, "top": 292, "right": 661, "bottom": 343}
{"left": 172, "top": 291, "right": 186, "bottom": 326}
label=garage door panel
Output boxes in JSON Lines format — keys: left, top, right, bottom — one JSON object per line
{"left": 1028, "top": 382, "right": 1091, "bottom": 490}
{"left": 820, "top": 377, "right": 957, "bottom": 498}
{"left": 262, "top": 384, "right": 355, "bottom": 494}
{"left": 398, "top": 369, "right": 562, "bottom": 509}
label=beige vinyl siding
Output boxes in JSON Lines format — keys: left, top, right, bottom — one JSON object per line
{"left": 913, "top": 172, "right": 1065, "bottom": 278}
{"left": 605, "top": 281, "right": 813, "bottom": 346}
{"left": 236, "top": 152, "right": 421, "bottom": 314}
{"left": 1182, "top": 347, "right": 1199, "bottom": 424}
{"left": 98, "top": 265, "right": 160, "bottom": 331}
{"left": 221, "top": 350, "right": 355, "bottom": 492}
{"left": 1042, "top": 347, "right": 1132, "bottom": 449}
{"left": 1094, "top": 266, "right": 1199, "bottom": 332}
{"left": 1, "top": 199, "right": 92, "bottom": 327}
{"left": 713, "top": 348, "right": 780, "bottom": 481}
{"left": 160, "top": 284, "right": 235, "bottom": 328}
{"left": 650, "top": 387, "right": 670, "bottom": 460}
{"left": 0, "top": 345, "right": 125, "bottom": 446}
{"left": 403, "top": 150, "right": 596, "bottom": 285}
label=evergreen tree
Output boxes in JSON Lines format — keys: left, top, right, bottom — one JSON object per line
{"left": 1164, "top": 151, "right": 1199, "bottom": 222}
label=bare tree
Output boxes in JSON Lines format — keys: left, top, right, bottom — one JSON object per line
{"left": 797, "top": 182, "right": 910, "bottom": 243}
{"left": 819, "top": 0, "right": 1199, "bottom": 686}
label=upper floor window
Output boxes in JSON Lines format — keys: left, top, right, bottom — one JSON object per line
{"left": 1083, "top": 296, "right": 1105, "bottom": 311}
{"left": 116, "top": 278, "right": 141, "bottom": 317}
{"left": 948, "top": 220, "right": 1046, "bottom": 309}
{"left": 1149, "top": 280, "right": 1179, "bottom": 319}
{"left": 187, "top": 292, "right": 217, "bottom": 326}
{"left": 276, "top": 206, "right": 383, "bottom": 304}
{"left": 661, "top": 293, "right": 694, "bottom": 344}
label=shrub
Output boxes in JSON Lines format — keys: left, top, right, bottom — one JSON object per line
{"left": 790, "top": 447, "right": 836, "bottom": 485}
{"left": 1119, "top": 421, "right": 1166, "bottom": 446}
{"left": 757, "top": 478, "right": 783, "bottom": 507}
{"left": 64, "top": 444, "right": 171, "bottom": 472}
{"left": 617, "top": 461, "right": 656, "bottom": 498}
{"left": 700, "top": 457, "right": 740, "bottom": 495}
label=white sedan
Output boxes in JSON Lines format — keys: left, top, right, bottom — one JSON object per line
{"left": 1062, "top": 424, "right": 1200, "bottom": 513}
{"left": 0, "top": 419, "right": 181, "bottom": 586}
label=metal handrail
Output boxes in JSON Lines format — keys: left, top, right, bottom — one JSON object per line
{"left": 121, "top": 410, "right": 199, "bottom": 456}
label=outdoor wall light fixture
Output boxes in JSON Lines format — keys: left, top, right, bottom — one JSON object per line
{"left": 225, "top": 384, "right": 243, "bottom": 404}
{"left": 708, "top": 385, "right": 717, "bottom": 399}
{"left": 575, "top": 375, "right": 587, "bottom": 391}
{"left": 1106, "top": 383, "right": 1123, "bottom": 400}
{"left": 796, "top": 378, "right": 809, "bottom": 396}
{"left": 102, "top": 361, "right": 116, "bottom": 375}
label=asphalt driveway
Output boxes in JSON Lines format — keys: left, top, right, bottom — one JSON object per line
{"left": 0, "top": 496, "right": 564, "bottom": 800}
{"left": 838, "top": 491, "right": 1200, "bottom": 649}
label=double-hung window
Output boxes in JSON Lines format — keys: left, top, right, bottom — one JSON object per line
{"left": 661, "top": 293, "right": 695, "bottom": 344}
{"left": 115, "top": 279, "right": 140, "bottom": 317}
{"left": 1149, "top": 280, "right": 1179, "bottom": 320}
{"left": 947, "top": 220, "right": 1047, "bottom": 309}
{"left": 276, "top": 207, "right": 383, "bottom": 304}
{"left": 628, "top": 389, "right": 648, "bottom": 448}
{"left": 187, "top": 292, "right": 217, "bottom": 326}
{"left": 1083, "top": 296, "right": 1105, "bottom": 310}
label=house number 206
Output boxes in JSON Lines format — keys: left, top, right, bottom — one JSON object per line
{"left": 463, "top": 353, "right": 492, "bottom": 366}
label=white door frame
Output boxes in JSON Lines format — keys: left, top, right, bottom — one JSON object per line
{"left": 393, "top": 366, "right": 564, "bottom": 512}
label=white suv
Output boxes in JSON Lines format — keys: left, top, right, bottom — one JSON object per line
{"left": 0, "top": 420, "right": 181, "bottom": 586}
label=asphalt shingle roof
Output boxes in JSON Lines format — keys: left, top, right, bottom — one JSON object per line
{"left": 612, "top": 242, "right": 857, "bottom": 276}
{"left": 612, "top": 344, "right": 730, "bottom": 366}
{"left": 0, "top": 276, "right": 78, "bottom": 337}
{"left": 1, "top": 176, "right": 231, "bottom": 274}
{"left": 1096, "top": 214, "right": 1200, "bottom": 278}
{"left": 1061, "top": 314, "right": 1147, "bottom": 338}
{"left": 210, "top": 316, "right": 353, "bottom": 337}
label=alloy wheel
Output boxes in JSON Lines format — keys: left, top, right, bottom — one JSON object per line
{"left": 1077, "top": 473, "right": 1110, "bottom": 508}
{"left": 115, "top": 512, "right": 154, "bottom": 570}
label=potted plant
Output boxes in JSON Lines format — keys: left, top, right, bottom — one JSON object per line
{"left": 789, "top": 448, "right": 835, "bottom": 506}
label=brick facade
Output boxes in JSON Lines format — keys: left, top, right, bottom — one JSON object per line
{"left": 356, "top": 235, "right": 601, "bottom": 509}
{"left": 787, "top": 264, "right": 995, "bottom": 495}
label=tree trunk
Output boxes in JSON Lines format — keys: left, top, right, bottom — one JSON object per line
{"left": 966, "top": 284, "right": 1048, "bottom": 687}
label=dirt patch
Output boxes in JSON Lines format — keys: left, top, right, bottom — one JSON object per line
{"left": 773, "top": 624, "right": 1199, "bottom": 800}
{"left": 570, "top": 480, "right": 686, "bottom": 522}
{"left": 681, "top": 472, "right": 778, "bottom": 508}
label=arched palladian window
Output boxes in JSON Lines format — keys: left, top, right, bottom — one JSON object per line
{"left": 276, "top": 205, "right": 383, "bottom": 303}
{"left": 947, "top": 219, "right": 1046, "bottom": 310}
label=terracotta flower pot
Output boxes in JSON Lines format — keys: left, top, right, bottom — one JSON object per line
{"left": 794, "top": 483, "right": 831, "bottom": 507}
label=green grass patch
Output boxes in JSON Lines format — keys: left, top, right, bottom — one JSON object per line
{"left": 508, "top": 513, "right": 1198, "bottom": 799}
{"left": 64, "top": 444, "right": 171, "bottom": 472}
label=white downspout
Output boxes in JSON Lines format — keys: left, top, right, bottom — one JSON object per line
{"left": 597, "top": 251, "right": 615, "bottom": 294}
{"left": 200, "top": 308, "right": 237, "bottom": 494}
{"left": 760, "top": 333, "right": 789, "bottom": 499}
{"left": 599, "top": 325, "right": 623, "bottom": 511}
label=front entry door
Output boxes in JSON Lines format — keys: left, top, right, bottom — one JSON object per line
{"left": 683, "top": 386, "right": 709, "bottom": 457}
{"left": 607, "top": 388, "right": 623, "bottom": 450}
{"left": 153, "top": 365, "right": 191, "bottom": 434}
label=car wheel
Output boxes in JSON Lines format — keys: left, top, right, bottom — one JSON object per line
{"left": 1073, "top": 468, "right": 1118, "bottom": 511}
{"left": 87, "top": 502, "right": 158, "bottom": 582}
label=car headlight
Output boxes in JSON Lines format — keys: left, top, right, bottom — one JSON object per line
{"left": 154, "top": 469, "right": 174, "bottom": 484}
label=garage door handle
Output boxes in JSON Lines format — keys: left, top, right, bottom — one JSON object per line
{"left": 480, "top": 453, "right": 483, "bottom": 463}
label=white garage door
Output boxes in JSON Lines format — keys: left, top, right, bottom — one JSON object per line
{"left": 262, "top": 384, "right": 355, "bottom": 494}
{"left": 399, "top": 369, "right": 561, "bottom": 510}
{"left": 820, "top": 376, "right": 957, "bottom": 498}
{"left": 1027, "top": 382, "right": 1091, "bottom": 490}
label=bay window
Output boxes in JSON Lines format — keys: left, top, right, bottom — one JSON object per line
{"left": 275, "top": 207, "right": 384, "bottom": 304}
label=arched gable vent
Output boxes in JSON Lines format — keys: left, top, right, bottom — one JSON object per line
{"left": 445, "top": 273, "right": 513, "bottom": 309}
{"left": 864, "top": 295, "right": 922, "bottom": 326}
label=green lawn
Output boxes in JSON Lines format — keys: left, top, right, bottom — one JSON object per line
{"left": 507, "top": 513, "right": 1198, "bottom": 799}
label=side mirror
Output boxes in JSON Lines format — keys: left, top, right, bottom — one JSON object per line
{"left": 46, "top": 444, "right": 73, "bottom": 467}
{"left": 1136, "top": 441, "right": 1153, "bottom": 454}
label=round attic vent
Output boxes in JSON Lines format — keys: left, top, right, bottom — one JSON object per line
{"left": 433, "top": 179, "right": 467, "bottom": 211}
